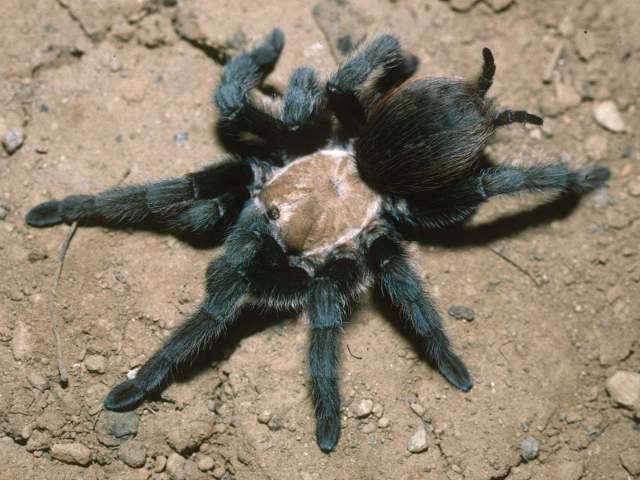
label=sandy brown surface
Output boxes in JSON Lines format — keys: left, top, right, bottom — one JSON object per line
{"left": 1, "top": 0, "right": 639, "bottom": 479}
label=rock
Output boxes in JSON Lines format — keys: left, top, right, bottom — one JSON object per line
{"left": 166, "top": 420, "right": 214, "bottom": 454}
{"left": 355, "top": 399, "right": 374, "bottom": 418}
{"left": 257, "top": 410, "right": 273, "bottom": 424}
{"left": 27, "top": 371, "right": 49, "bottom": 391}
{"left": 311, "top": 0, "right": 369, "bottom": 60}
{"left": 377, "top": 417, "right": 390, "bottom": 428}
{"left": 372, "top": 403, "right": 384, "bottom": 418}
{"left": 627, "top": 177, "right": 640, "bottom": 197}
{"left": 575, "top": 30, "right": 597, "bottom": 61}
{"left": 520, "top": 436, "right": 539, "bottom": 461}
{"left": 11, "top": 321, "right": 31, "bottom": 361}
{"left": 27, "top": 250, "right": 47, "bottom": 262}
{"left": 85, "top": 354, "right": 107, "bottom": 373}
{"left": 51, "top": 442, "right": 92, "bottom": 466}
{"left": 407, "top": 425, "right": 428, "bottom": 453}
{"left": 584, "top": 134, "right": 608, "bottom": 161}
{"left": 555, "top": 83, "right": 582, "bottom": 111}
{"left": 173, "top": 132, "right": 189, "bottom": 145}
{"left": 119, "top": 440, "right": 146, "bottom": 468}
{"left": 620, "top": 448, "right": 640, "bottom": 476}
{"left": 410, "top": 402, "right": 425, "bottom": 417}
{"left": 593, "top": 101, "right": 626, "bottom": 133}
{"left": 183, "top": 459, "right": 202, "bottom": 480}
{"left": 599, "top": 336, "right": 632, "bottom": 366}
{"left": 447, "top": 305, "right": 475, "bottom": 321}
{"left": 154, "top": 455, "right": 167, "bottom": 473}
{"left": 197, "top": 455, "right": 215, "bottom": 471}
{"left": 2, "top": 128, "right": 25, "bottom": 154}
{"left": 95, "top": 411, "right": 139, "bottom": 446}
{"left": 485, "top": 0, "right": 513, "bottom": 12}
{"left": 450, "top": 0, "right": 477, "bottom": 12}
{"left": 550, "top": 461, "right": 584, "bottom": 480}
{"left": 606, "top": 371, "right": 640, "bottom": 410}
{"left": 36, "top": 409, "right": 66, "bottom": 436}
{"left": 166, "top": 452, "right": 186, "bottom": 480}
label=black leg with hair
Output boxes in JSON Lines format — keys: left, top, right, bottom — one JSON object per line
{"left": 307, "top": 253, "right": 363, "bottom": 453}
{"left": 327, "top": 34, "right": 418, "bottom": 133}
{"left": 104, "top": 255, "right": 249, "bottom": 410}
{"left": 368, "top": 234, "right": 472, "bottom": 391}
{"left": 389, "top": 163, "right": 611, "bottom": 230}
{"left": 26, "top": 159, "right": 254, "bottom": 235}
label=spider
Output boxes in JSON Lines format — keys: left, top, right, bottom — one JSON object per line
{"left": 26, "top": 29, "right": 610, "bottom": 453}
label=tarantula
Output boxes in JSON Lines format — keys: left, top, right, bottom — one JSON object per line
{"left": 26, "top": 29, "right": 609, "bottom": 453}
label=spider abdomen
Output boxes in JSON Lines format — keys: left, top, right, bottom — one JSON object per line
{"left": 258, "top": 150, "right": 381, "bottom": 258}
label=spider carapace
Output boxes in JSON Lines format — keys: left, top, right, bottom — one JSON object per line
{"left": 26, "top": 28, "right": 609, "bottom": 453}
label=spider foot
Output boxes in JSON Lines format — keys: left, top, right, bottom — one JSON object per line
{"left": 26, "top": 200, "right": 64, "bottom": 227}
{"left": 316, "top": 414, "right": 340, "bottom": 454}
{"left": 572, "top": 165, "right": 610, "bottom": 193}
{"left": 436, "top": 349, "right": 473, "bottom": 392}
{"left": 104, "top": 379, "right": 145, "bottom": 411}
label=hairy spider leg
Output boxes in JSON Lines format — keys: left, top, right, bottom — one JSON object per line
{"left": 25, "top": 159, "right": 253, "bottom": 236}
{"left": 388, "top": 164, "right": 611, "bottom": 230}
{"left": 367, "top": 234, "right": 472, "bottom": 391}
{"left": 327, "top": 34, "right": 418, "bottom": 133}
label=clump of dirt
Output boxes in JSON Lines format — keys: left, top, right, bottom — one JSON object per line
{"left": 1, "top": 0, "right": 638, "bottom": 479}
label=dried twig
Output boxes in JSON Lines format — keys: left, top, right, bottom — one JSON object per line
{"left": 49, "top": 221, "right": 77, "bottom": 386}
{"left": 346, "top": 344, "right": 363, "bottom": 360}
{"left": 487, "top": 245, "right": 541, "bottom": 288}
{"left": 48, "top": 168, "right": 131, "bottom": 387}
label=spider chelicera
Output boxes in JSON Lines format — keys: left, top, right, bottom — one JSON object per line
{"left": 26, "top": 29, "right": 609, "bottom": 453}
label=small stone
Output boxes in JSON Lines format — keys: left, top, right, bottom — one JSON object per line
{"left": 620, "top": 448, "right": 640, "bottom": 476}
{"left": 51, "top": 442, "right": 92, "bottom": 466}
{"left": 410, "top": 402, "right": 425, "bottom": 417}
{"left": 550, "top": 461, "right": 584, "bottom": 480}
{"left": 119, "top": 440, "right": 146, "bottom": 468}
{"left": 555, "top": 83, "right": 582, "bottom": 111}
{"left": 166, "top": 453, "right": 186, "bottom": 480}
{"left": 121, "top": 78, "right": 147, "bottom": 103}
{"left": 2, "top": 128, "right": 25, "bottom": 154}
{"left": 599, "top": 336, "right": 632, "bottom": 366}
{"left": 575, "top": 30, "right": 597, "bottom": 61}
{"left": 173, "top": 132, "right": 189, "bottom": 145}
{"left": 166, "top": 420, "right": 214, "bottom": 454}
{"left": 212, "top": 466, "right": 226, "bottom": 479}
{"left": 154, "top": 455, "right": 167, "bottom": 473}
{"left": 197, "top": 455, "right": 215, "bottom": 471}
{"left": 407, "top": 426, "right": 428, "bottom": 453}
{"left": 584, "top": 134, "right": 608, "bottom": 161}
{"left": 95, "top": 411, "right": 139, "bottom": 446}
{"left": 267, "top": 415, "right": 284, "bottom": 431}
{"left": 27, "top": 371, "right": 49, "bottom": 391}
{"left": 606, "top": 371, "right": 640, "bottom": 410}
{"left": 447, "top": 305, "right": 475, "bottom": 321}
{"left": 85, "top": 354, "right": 107, "bottom": 373}
{"left": 484, "top": 0, "right": 513, "bottom": 12}
{"left": 257, "top": 410, "right": 272, "bottom": 424}
{"left": 355, "top": 399, "right": 374, "bottom": 418}
{"left": 450, "top": 0, "right": 477, "bottom": 12}
{"left": 11, "top": 322, "right": 30, "bottom": 361}
{"left": 627, "top": 177, "right": 640, "bottom": 197}
{"left": 372, "top": 403, "right": 384, "bottom": 418}
{"left": 520, "top": 436, "right": 539, "bottom": 461}
{"left": 377, "top": 417, "right": 390, "bottom": 428}
{"left": 593, "top": 101, "right": 626, "bottom": 133}
{"left": 183, "top": 460, "right": 201, "bottom": 480}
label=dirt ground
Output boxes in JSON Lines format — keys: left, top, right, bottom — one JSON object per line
{"left": 1, "top": 0, "right": 639, "bottom": 479}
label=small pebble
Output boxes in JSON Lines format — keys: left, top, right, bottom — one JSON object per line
{"left": 173, "top": 132, "right": 189, "bottom": 145}
{"left": 2, "top": 128, "right": 25, "bottom": 154}
{"left": 212, "top": 466, "right": 226, "bottom": 479}
{"left": 593, "top": 101, "right": 626, "bottom": 132}
{"left": 520, "top": 436, "right": 539, "bottom": 461}
{"left": 166, "top": 453, "right": 186, "bottom": 480}
{"left": 355, "top": 399, "right": 374, "bottom": 418}
{"left": 448, "top": 305, "right": 475, "bottom": 321}
{"left": 154, "top": 455, "right": 167, "bottom": 473}
{"left": 257, "top": 410, "right": 273, "bottom": 424}
{"left": 407, "top": 426, "right": 428, "bottom": 453}
{"left": 118, "top": 440, "right": 146, "bottom": 468}
{"left": 627, "top": 177, "right": 640, "bottom": 197}
{"left": 372, "top": 403, "right": 384, "bottom": 418}
{"left": 197, "top": 455, "right": 215, "bottom": 471}
{"left": 51, "top": 442, "right": 92, "bottom": 466}
{"left": 377, "top": 417, "right": 390, "bottom": 428}
{"left": 606, "top": 371, "right": 640, "bottom": 410}
{"left": 27, "top": 371, "right": 49, "bottom": 391}
{"left": 85, "top": 354, "right": 107, "bottom": 374}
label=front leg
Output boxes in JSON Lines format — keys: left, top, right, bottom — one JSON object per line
{"left": 25, "top": 158, "right": 254, "bottom": 235}
{"left": 389, "top": 164, "right": 610, "bottom": 230}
